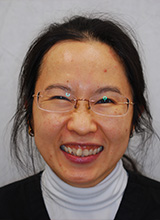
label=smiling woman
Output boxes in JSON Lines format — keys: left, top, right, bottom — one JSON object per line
{"left": 0, "top": 15, "right": 160, "bottom": 220}
{"left": 32, "top": 40, "right": 134, "bottom": 188}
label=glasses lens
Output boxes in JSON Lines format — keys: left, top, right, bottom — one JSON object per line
{"left": 91, "top": 92, "right": 128, "bottom": 116}
{"left": 36, "top": 89, "right": 130, "bottom": 116}
{"left": 37, "top": 89, "right": 74, "bottom": 112}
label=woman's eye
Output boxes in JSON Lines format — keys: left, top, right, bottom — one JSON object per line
{"left": 49, "top": 96, "right": 70, "bottom": 101}
{"left": 96, "top": 97, "right": 114, "bottom": 104}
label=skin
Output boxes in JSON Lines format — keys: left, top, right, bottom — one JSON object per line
{"left": 32, "top": 40, "right": 134, "bottom": 188}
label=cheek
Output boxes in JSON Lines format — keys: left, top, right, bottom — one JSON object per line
{"left": 101, "top": 117, "right": 131, "bottom": 143}
{"left": 33, "top": 113, "right": 65, "bottom": 140}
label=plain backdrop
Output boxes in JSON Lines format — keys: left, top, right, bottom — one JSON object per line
{"left": 0, "top": 0, "right": 160, "bottom": 187}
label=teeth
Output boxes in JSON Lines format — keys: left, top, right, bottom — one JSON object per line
{"left": 64, "top": 146, "right": 68, "bottom": 153}
{"left": 88, "top": 149, "right": 93, "bottom": 155}
{"left": 76, "top": 148, "right": 82, "bottom": 156}
{"left": 60, "top": 145, "right": 65, "bottom": 151}
{"left": 72, "top": 148, "right": 77, "bottom": 156}
{"left": 83, "top": 149, "right": 89, "bottom": 157}
{"left": 93, "top": 149, "right": 97, "bottom": 155}
{"left": 68, "top": 147, "right": 73, "bottom": 154}
{"left": 60, "top": 145, "right": 103, "bottom": 157}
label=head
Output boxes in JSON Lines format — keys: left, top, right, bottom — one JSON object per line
{"left": 11, "top": 15, "right": 153, "bottom": 185}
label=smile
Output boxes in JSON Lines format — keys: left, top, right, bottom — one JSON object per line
{"left": 60, "top": 145, "right": 103, "bottom": 157}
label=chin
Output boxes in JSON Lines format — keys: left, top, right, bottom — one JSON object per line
{"left": 63, "top": 173, "right": 99, "bottom": 188}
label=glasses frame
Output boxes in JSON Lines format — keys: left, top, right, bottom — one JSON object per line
{"left": 33, "top": 91, "right": 134, "bottom": 117}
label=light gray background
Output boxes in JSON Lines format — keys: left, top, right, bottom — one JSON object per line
{"left": 0, "top": 0, "right": 160, "bottom": 187}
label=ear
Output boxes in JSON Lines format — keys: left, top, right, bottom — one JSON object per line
{"left": 130, "top": 104, "right": 144, "bottom": 138}
{"left": 138, "top": 105, "right": 144, "bottom": 117}
{"left": 27, "top": 119, "right": 34, "bottom": 137}
{"left": 28, "top": 126, "right": 34, "bottom": 137}
{"left": 130, "top": 125, "right": 135, "bottom": 138}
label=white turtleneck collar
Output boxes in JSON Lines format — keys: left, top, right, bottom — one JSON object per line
{"left": 41, "top": 160, "right": 128, "bottom": 220}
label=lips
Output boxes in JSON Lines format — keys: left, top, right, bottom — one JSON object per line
{"left": 60, "top": 144, "right": 103, "bottom": 157}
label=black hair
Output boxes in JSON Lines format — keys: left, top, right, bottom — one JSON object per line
{"left": 11, "top": 15, "right": 154, "bottom": 174}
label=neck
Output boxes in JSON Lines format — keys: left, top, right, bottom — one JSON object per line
{"left": 41, "top": 160, "right": 128, "bottom": 219}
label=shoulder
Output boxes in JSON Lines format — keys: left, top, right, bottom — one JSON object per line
{"left": 0, "top": 172, "right": 45, "bottom": 219}
{"left": 116, "top": 171, "right": 160, "bottom": 219}
{"left": 0, "top": 171, "right": 42, "bottom": 195}
{"left": 127, "top": 170, "right": 160, "bottom": 193}
{"left": 127, "top": 170, "right": 160, "bottom": 205}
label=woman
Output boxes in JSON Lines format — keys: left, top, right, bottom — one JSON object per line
{"left": 0, "top": 15, "right": 160, "bottom": 220}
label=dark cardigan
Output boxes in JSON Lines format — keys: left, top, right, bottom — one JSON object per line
{"left": 0, "top": 171, "right": 160, "bottom": 220}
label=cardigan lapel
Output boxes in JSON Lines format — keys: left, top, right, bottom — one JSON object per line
{"left": 114, "top": 171, "right": 149, "bottom": 220}
{"left": 26, "top": 172, "right": 50, "bottom": 220}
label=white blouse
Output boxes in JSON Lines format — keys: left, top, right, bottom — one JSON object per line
{"left": 41, "top": 160, "right": 128, "bottom": 220}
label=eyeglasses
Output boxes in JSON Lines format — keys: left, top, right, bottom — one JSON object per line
{"left": 33, "top": 88, "right": 134, "bottom": 117}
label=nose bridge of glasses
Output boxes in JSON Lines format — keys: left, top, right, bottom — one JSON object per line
{"left": 74, "top": 98, "right": 91, "bottom": 110}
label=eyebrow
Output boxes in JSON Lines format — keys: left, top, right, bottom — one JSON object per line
{"left": 44, "top": 84, "right": 121, "bottom": 95}
{"left": 45, "top": 84, "right": 72, "bottom": 92}
{"left": 94, "top": 86, "right": 121, "bottom": 95}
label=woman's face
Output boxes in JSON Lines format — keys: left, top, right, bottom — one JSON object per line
{"left": 32, "top": 40, "right": 133, "bottom": 187}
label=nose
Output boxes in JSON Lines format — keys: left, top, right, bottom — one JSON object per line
{"left": 67, "top": 108, "right": 98, "bottom": 136}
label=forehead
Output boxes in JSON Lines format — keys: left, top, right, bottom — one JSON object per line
{"left": 36, "top": 40, "right": 132, "bottom": 97}
{"left": 41, "top": 40, "right": 122, "bottom": 69}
